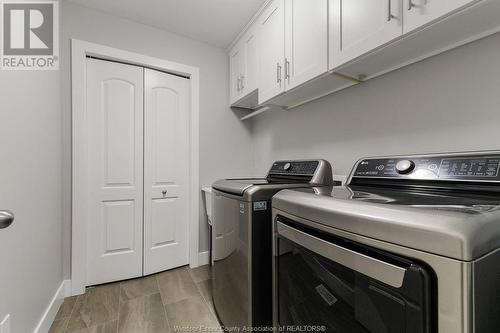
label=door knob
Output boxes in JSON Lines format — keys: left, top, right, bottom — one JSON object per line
{"left": 162, "top": 190, "right": 167, "bottom": 197}
{"left": 0, "top": 210, "right": 14, "bottom": 229}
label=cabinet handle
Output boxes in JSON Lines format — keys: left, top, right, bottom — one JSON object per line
{"left": 408, "top": 0, "right": 426, "bottom": 10}
{"left": 276, "top": 62, "right": 282, "bottom": 84}
{"left": 237, "top": 76, "right": 241, "bottom": 92}
{"left": 240, "top": 75, "right": 245, "bottom": 90}
{"left": 387, "top": 0, "right": 396, "bottom": 21}
{"left": 285, "top": 58, "right": 290, "bottom": 82}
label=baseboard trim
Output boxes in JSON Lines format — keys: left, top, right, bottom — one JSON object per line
{"left": 63, "top": 280, "right": 72, "bottom": 298}
{"left": 198, "top": 251, "right": 210, "bottom": 266}
{"left": 0, "top": 314, "right": 10, "bottom": 333}
{"left": 34, "top": 280, "right": 70, "bottom": 333}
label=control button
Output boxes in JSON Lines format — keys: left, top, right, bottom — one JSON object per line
{"left": 376, "top": 165, "right": 385, "bottom": 171}
{"left": 395, "top": 160, "right": 415, "bottom": 174}
{"left": 428, "top": 164, "right": 438, "bottom": 171}
{"left": 283, "top": 163, "right": 291, "bottom": 171}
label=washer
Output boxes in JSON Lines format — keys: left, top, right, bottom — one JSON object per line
{"left": 272, "top": 151, "right": 500, "bottom": 333}
{"left": 211, "top": 160, "right": 335, "bottom": 329}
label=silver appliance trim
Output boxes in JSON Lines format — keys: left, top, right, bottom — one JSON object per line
{"left": 212, "top": 179, "right": 255, "bottom": 196}
{"left": 272, "top": 188, "right": 500, "bottom": 261}
{"left": 276, "top": 221, "right": 407, "bottom": 288}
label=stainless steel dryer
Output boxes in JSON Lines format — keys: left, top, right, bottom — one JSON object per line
{"left": 272, "top": 151, "right": 500, "bottom": 333}
{"left": 211, "top": 160, "right": 335, "bottom": 329}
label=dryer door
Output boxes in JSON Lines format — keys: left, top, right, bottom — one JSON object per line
{"left": 274, "top": 217, "right": 435, "bottom": 333}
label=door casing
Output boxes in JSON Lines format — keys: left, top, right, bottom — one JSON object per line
{"left": 71, "top": 39, "right": 200, "bottom": 296}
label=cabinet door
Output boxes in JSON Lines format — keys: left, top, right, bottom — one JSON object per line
{"left": 229, "top": 44, "right": 244, "bottom": 103}
{"left": 330, "top": 0, "right": 403, "bottom": 70}
{"left": 403, "top": 0, "right": 477, "bottom": 34}
{"left": 285, "top": 0, "right": 328, "bottom": 90}
{"left": 240, "top": 28, "right": 257, "bottom": 96}
{"left": 257, "top": 0, "right": 286, "bottom": 104}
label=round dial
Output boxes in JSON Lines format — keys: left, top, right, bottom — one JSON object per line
{"left": 395, "top": 160, "right": 415, "bottom": 174}
{"left": 283, "top": 163, "right": 292, "bottom": 171}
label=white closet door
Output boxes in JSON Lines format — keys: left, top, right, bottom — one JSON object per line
{"left": 143, "top": 69, "right": 190, "bottom": 275}
{"left": 86, "top": 58, "right": 144, "bottom": 285}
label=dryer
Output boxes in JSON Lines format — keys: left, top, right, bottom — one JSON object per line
{"left": 212, "top": 160, "right": 335, "bottom": 329}
{"left": 272, "top": 151, "right": 500, "bottom": 333}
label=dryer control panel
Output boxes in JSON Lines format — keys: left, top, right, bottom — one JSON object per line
{"left": 269, "top": 160, "right": 320, "bottom": 176}
{"left": 267, "top": 159, "right": 334, "bottom": 185}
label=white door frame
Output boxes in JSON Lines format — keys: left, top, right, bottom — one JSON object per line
{"left": 71, "top": 39, "right": 200, "bottom": 295}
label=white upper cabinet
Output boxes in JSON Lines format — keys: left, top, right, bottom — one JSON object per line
{"left": 241, "top": 29, "right": 258, "bottom": 97}
{"left": 329, "top": 0, "right": 403, "bottom": 70}
{"left": 284, "top": 0, "right": 328, "bottom": 91}
{"left": 229, "top": 44, "right": 244, "bottom": 104}
{"left": 403, "top": 0, "right": 477, "bottom": 34}
{"left": 230, "top": 0, "right": 500, "bottom": 116}
{"left": 229, "top": 27, "right": 258, "bottom": 107}
{"left": 257, "top": 0, "right": 286, "bottom": 104}
{"left": 258, "top": 0, "right": 328, "bottom": 104}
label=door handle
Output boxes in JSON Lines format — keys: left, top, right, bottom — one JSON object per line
{"left": 0, "top": 210, "right": 14, "bottom": 229}
{"left": 276, "top": 221, "right": 406, "bottom": 288}
{"left": 408, "top": 0, "right": 415, "bottom": 10}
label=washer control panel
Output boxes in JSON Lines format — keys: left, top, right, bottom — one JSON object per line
{"left": 353, "top": 153, "right": 500, "bottom": 181}
{"left": 269, "top": 160, "right": 320, "bottom": 176}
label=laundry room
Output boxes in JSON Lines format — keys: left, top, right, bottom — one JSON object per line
{"left": 0, "top": 1, "right": 499, "bottom": 333}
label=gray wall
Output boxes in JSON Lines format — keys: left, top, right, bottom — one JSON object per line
{"left": 60, "top": 2, "right": 254, "bottom": 277}
{"left": 0, "top": 56, "right": 62, "bottom": 331}
{"left": 252, "top": 32, "right": 500, "bottom": 177}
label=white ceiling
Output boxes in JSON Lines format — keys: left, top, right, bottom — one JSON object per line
{"left": 66, "top": 0, "right": 266, "bottom": 48}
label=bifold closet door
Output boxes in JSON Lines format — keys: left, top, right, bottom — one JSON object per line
{"left": 86, "top": 58, "right": 144, "bottom": 285}
{"left": 143, "top": 69, "right": 190, "bottom": 275}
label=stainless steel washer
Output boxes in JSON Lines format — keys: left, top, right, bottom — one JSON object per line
{"left": 272, "top": 151, "right": 500, "bottom": 333}
{"left": 211, "top": 160, "right": 335, "bottom": 329}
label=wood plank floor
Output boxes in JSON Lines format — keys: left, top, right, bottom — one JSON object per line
{"left": 49, "top": 265, "right": 220, "bottom": 333}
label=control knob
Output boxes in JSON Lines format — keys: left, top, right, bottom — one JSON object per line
{"left": 395, "top": 160, "right": 415, "bottom": 174}
{"left": 283, "top": 163, "right": 292, "bottom": 171}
